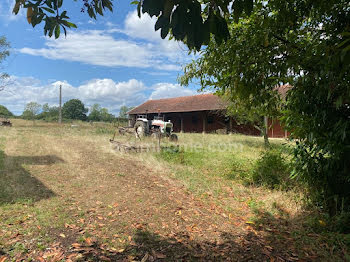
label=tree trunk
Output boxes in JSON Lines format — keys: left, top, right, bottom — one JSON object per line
{"left": 263, "top": 128, "right": 270, "bottom": 147}
{"left": 254, "top": 123, "right": 270, "bottom": 147}
{"left": 263, "top": 116, "right": 270, "bottom": 147}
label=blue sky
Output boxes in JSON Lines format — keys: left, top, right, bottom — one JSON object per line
{"left": 0, "top": 0, "right": 200, "bottom": 115}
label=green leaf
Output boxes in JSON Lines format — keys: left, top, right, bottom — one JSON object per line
{"left": 161, "top": 25, "right": 169, "bottom": 39}
{"left": 137, "top": 1, "right": 141, "bottom": 17}
{"left": 13, "top": 1, "right": 21, "bottom": 15}
{"left": 42, "top": 7, "right": 55, "bottom": 14}
{"left": 155, "top": 15, "right": 168, "bottom": 31}
{"left": 55, "top": 24, "right": 60, "bottom": 39}
{"left": 244, "top": 0, "right": 253, "bottom": 16}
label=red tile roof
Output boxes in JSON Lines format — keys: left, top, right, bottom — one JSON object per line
{"left": 128, "top": 94, "right": 227, "bottom": 115}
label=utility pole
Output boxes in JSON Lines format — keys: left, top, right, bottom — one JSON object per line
{"left": 58, "top": 84, "right": 62, "bottom": 124}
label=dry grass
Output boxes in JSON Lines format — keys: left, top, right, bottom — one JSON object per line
{"left": 0, "top": 119, "right": 348, "bottom": 261}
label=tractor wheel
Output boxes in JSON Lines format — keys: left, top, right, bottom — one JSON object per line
{"left": 134, "top": 121, "right": 147, "bottom": 138}
{"left": 169, "top": 134, "right": 178, "bottom": 142}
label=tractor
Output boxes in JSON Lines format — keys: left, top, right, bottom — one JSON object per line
{"left": 0, "top": 116, "right": 12, "bottom": 127}
{"left": 134, "top": 115, "right": 178, "bottom": 141}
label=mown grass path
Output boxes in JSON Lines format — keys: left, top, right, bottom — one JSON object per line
{"left": 0, "top": 121, "right": 347, "bottom": 261}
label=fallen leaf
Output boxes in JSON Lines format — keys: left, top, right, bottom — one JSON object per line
{"left": 0, "top": 256, "right": 7, "bottom": 262}
{"left": 71, "top": 243, "right": 82, "bottom": 248}
{"left": 99, "top": 256, "right": 111, "bottom": 261}
{"left": 59, "top": 233, "right": 66, "bottom": 238}
{"left": 152, "top": 250, "right": 166, "bottom": 259}
{"left": 141, "top": 253, "right": 149, "bottom": 262}
{"left": 36, "top": 256, "right": 45, "bottom": 262}
{"left": 156, "top": 253, "right": 167, "bottom": 259}
{"left": 85, "top": 237, "right": 93, "bottom": 245}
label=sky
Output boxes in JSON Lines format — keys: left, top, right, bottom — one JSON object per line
{"left": 0, "top": 0, "right": 201, "bottom": 115}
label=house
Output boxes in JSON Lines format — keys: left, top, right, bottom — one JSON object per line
{"left": 128, "top": 93, "right": 288, "bottom": 137}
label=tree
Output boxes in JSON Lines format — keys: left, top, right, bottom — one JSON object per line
{"left": 37, "top": 103, "right": 59, "bottom": 121}
{"left": 0, "top": 105, "right": 13, "bottom": 117}
{"left": 100, "top": 108, "right": 114, "bottom": 122}
{"left": 88, "top": 104, "right": 115, "bottom": 122}
{"left": 88, "top": 103, "right": 102, "bottom": 122}
{"left": 180, "top": 1, "right": 350, "bottom": 215}
{"left": 24, "top": 102, "right": 41, "bottom": 124}
{"left": 0, "top": 36, "right": 10, "bottom": 91}
{"left": 62, "top": 99, "right": 88, "bottom": 121}
{"left": 119, "top": 106, "right": 133, "bottom": 119}
{"left": 42, "top": 103, "right": 50, "bottom": 113}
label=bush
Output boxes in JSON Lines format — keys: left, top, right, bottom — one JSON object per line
{"left": 329, "top": 212, "right": 350, "bottom": 233}
{"left": 252, "top": 149, "right": 291, "bottom": 189}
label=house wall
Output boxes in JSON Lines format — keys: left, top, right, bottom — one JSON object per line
{"left": 268, "top": 118, "right": 290, "bottom": 138}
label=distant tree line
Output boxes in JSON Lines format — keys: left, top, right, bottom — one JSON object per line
{"left": 0, "top": 105, "right": 13, "bottom": 117}
{"left": 0, "top": 99, "right": 134, "bottom": 123}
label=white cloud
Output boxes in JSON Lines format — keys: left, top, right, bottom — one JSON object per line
{"left": 150, "top": 83, "right": 198, "bottom": 100}
{"left": 124, "top": 11, "right": 161, "bottom": 42}
{"left": 1, "top": 76, "right": 146, "bottom": 114}
{"left": 0, "top": 0, "right": 24, "bottom": 22}
{"left": 123, "top": 11, "right": 191, "bottom": 64}
{"left": 18, "top": 11, "right": 192, "bottom": 71}
{"left": 1, "top": 76, "right": 197, "bottom": 115}
{"left": 19, "top": 30, "right": 157, "bottom": 69}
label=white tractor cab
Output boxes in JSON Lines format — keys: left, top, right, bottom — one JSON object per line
{"left": 134, "top": 114, "right": 178, "bottom": 141}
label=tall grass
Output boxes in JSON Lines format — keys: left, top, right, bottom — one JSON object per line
{"left": 122, "top": 132, "right": 300, "bottom": 216}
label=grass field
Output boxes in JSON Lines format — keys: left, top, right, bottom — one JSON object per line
{"left": 0, "top": 119, "right": 349, "bottom": 261}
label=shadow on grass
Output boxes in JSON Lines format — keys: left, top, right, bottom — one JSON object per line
{"left": 74, "top": 219, "right": 347, "bottom": 262}
{"left": 69, "top": 230, "right": 282, "bottom": 261}
{"left": 0, "top": 150, "right": 63, "bottom": 205}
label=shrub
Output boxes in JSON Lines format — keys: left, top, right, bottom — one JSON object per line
{"left": 329, "top": 212, "right": 350, "bottom": 234}
{"left": 252, "top": 149, "right": 291, "bottom": 189}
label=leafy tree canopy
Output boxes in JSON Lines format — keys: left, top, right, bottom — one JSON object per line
{"left": 181, "top": 0, "right": 350, "bottom": 215}
{"left": 0, "top": 36, "right": 10, "bottom": 91}
{"left": 88, "top": 103, "right": 102, "bottom": 122}
{"left": 88, "top": 103, "right": 115, "bottom": 122}
{"left": 0, "top": 105, "right": 13, "bottom": 117}
{"left": 37, "top": 103, "right": 59, "bottom": 121}
{"left": 119, "top": 105, "right": 133, "bottom": 119}
{"left": 62, "top": 99, "right": 88, "bottom": 120}
{"left": 23, "top": 102, "right": 41, "bottom": 122}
